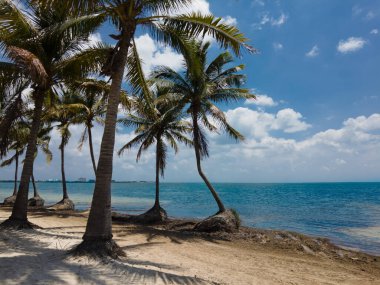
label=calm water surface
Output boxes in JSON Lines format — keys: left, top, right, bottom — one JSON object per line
{"left": 0, "top": 182, "right": 379, "bottom": 255}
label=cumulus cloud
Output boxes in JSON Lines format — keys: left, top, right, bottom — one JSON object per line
{"left": 337, "top": 37, "right": 367, "bottom": 54}
{"left": 134, "top": 34, "right": 183, "bottom": 75}
{"left": 245, "top": 94, "right": 278, "bottom": 107}
{"left": 175, "top": 0, "right": 211, "bottom": 15}
{"left": 370, "top": 29, "right": 379, "bottom": 34}
{"left": 306, "top": 45, "right": 319, "bottom": 57}
{"left": 225, "top": 107, "right": 311, "bottom": 139}
{"left": 221, "top": 15, "right": 238, "bottom": 26}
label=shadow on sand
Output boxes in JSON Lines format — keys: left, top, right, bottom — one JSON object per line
{"left": 0, "top": 226, "right": 213, "bottom": 285}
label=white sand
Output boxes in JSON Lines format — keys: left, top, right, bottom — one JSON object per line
{"left": 0, "top": 208, "right": 379, "bottom": 285}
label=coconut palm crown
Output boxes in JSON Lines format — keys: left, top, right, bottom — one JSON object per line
{"left": 152, "top": 40, "right": 255, "bottom": 213}
{"left": 118, "top": 83, "right": 193, "bottom": 220}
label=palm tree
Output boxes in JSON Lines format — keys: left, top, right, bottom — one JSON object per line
{"left": 0, "top": 121, "right": 52, "bottom": 206}
{"left": 46, "top": 92, "right": 84, "bottom": 210}
{"left": 73, "top": 79, "right": 108, "bottom": 175}
{"left": 39, "top": 0, "right": 253, "bottom": 257}
{"left": 152, "top": 40, "right": 255, "bottom": 214}
{"left": 0, "top": 0, "right": 107, "bottom": 228}
{"left": 118, "top": 85, "right": 192, "bottom": 222}
{"left": 1, "top": 123, "right": 29, "bottom": 205}
{"left": 27, "top": 123, "right": 53, "bottom": 207}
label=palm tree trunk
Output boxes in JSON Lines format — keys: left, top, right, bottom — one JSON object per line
{"left": 31, "top": 173, "right": 39, "bottom": 197}
{"left": 192, "top": 114, "right": 226, "bottom": 213}
{"left": 7, "top": 90, "right": 44, "bottom": 223}
{"left": 154, "top": 141, "right": 160, "bottom": 208}
{"left": 82, "top": 29, "right": 135, "bottom": 245}
{"left": 13, "top": 152, "right": 19, "bottom": 196}
{"left": 88, "top": 126, "right": 97, "bottom": 175}
{"left": 60, "top": 137, "right": 68, "bottom": 200}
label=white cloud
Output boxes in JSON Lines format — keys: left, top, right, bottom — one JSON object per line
{"left": 337, "top": 37, "right": 367, "bottom": 54}
{"left": 273, "top": 42, "right": 283, "bottom": 51}
{"left": 221, "top": 15, "right": 238, "bottom": 26}
{"left": 225, "top": 107, "right": 311, "bottom": 139}
{"left": 306, "top": 45, "right": 319, "bottom": 57}
{"left": 271, "top": 13, "right": 287, "bottom": 26}
{"left": 253, "top": 12, "right": 288, "bottom": 29}
{"left": 273, "top": 108, "right": 311, "bottom": 133}
{"left": 370, "top": 29, "right": 379, "bottom": 34}
{"left": 178, "top": 0, "right": 211, "bottom": 15}
{"left": 88, "top": 33, "right": 102, "bottom": 45}
{"left": 245, "top": 94, "right": 278, "bottom": 107}
{"left": 134, "top": 34, "right": 183, "bottom": 75}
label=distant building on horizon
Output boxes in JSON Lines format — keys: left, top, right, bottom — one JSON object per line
{"left": 78, "top": 177, "right": 87, "bottom": 182}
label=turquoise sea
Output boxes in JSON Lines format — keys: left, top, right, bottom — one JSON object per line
{"left": 0, "top": 182, "right": 379, "bottom": 255}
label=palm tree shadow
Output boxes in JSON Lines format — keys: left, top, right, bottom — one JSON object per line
{"left": 0, "top": 229, "right": 211, "bottom": 285}
{"left": 115, "top": 224, "right": 222, "bottom": 246}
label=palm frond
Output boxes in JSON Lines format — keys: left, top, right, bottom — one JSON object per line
{"left": 5, "top": 46, "right": 48, "bottom": 87}
{"left": 163, "top": 13, "right": 255, "bottom": 56}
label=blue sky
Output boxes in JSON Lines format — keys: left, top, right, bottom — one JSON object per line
{"left": 1, "top": 0, "right": 380, "bottom": 182}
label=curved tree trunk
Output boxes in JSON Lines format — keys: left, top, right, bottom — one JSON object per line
{"left": 192, "top": 114, "right": 226, "bottom": 213}
{"left": 60, "top": 137, "right": 68, "bottom": 200}
{"left": 88, "top": 126, "right": 97, "bottom": 175}
{"left": 13, "top": 152, "right": 19, "bottom": 196}
{"left": 154, "top": 141, "right": 160, "bottom": 208}
{"left": 79, "top": 29, "right": 134, "bottom": 252}
{"left": 5, "top": 90, "right": 44, "bottom": 224}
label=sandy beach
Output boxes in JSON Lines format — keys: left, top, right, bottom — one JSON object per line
{"left": 0, "top": 207, "right": 379, "bottom": 285}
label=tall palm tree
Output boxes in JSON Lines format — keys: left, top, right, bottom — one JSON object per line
{"left": 118, "top": 85, "right": 192, "bottom": 222}
{"left": 152, "top": 40, "right": 255, "bottom": 213}
{"left": 46, "top": 92, "right": 84, "bottom": 209}
{"left": 40, "top": 0, "right": 253, "bottom": 257}
{"left": 74, "top": 79, "right": 108, "bottom": 175}
{"left": 0, "top": 0, "right": 107, "bottom": 228}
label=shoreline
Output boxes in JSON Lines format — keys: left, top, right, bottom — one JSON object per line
{"left": 0, "top": 206, "right": 379, "bottom": 284}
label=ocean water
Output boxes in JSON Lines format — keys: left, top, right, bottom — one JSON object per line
{"left": 0, "top": 182, "right": 379, "bottom": 255}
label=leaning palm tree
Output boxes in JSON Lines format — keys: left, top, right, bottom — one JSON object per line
{"left": 153, "top": 40, "right": 255, "bottom": 215}
{"left": 0, "top": 0, "right": 107, "bottom": 228}
{"left": 40, "top": 0, "right": 254, "bottom": 257}
{"left": 118, "top": 85, "right": 192, "bottom": 222}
